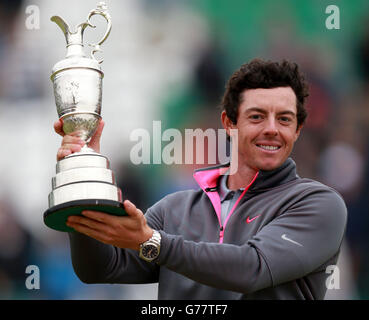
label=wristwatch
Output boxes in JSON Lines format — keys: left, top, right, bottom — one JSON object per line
{"left": 139, "top": 230, "right": 161, "bottom": 262}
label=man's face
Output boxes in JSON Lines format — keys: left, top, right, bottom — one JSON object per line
{"left": 222, "top": 87, "right": 302, "bottom": 172}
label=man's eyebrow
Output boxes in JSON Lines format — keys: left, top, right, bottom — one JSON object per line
{"left": 276, "top": 110, "right": 297, "bottom": 117}
{"left": 244, "top": 107, "right": 267, "bottom": 114}
{"left": 244, "top": 107, "right": 296, "bottom": 117}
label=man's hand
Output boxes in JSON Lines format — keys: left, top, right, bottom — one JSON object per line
{"left": 54, "top": 119, "right": 105, "bottom": 161}
{"left": 66, "top": 200, "right": 154, "bottom": 251}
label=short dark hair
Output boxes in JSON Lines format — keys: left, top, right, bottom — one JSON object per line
{"left": 221, "top": 59, "right": 309, "bottom": 129}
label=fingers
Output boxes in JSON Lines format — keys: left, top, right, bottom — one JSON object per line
{"left": 62, "top": 135, "right": 86, "bottom": 145}
{"left": 54, "top": 120, "right": 84, "bottom": 137}
{"left": 67, "top": 205, "right": 150, "bottom": 250}
{"left": 88, "top": 120, "right": 105, "bottom": 153}
{"left": 57, "top": 148, "right": 72, "bottom": 160}
{"left": 57, "top": 135, "right": 85, "bottom": 161}
{"left": 54, "top": 119, "right": 85, "bottom": 160}
{"left": 80, "top": 210, "right": 112, "bottom": 224}
{"left": 54, "top": 119, "right": 104, "bottom": 160}
{"left": 54, "top": 120, "right": 64, "bottom": 137}
{"left": 67, "top": 211, "right": 123, "bottom": 245}
{"left": 57, "top": 145, "right": 82, "bottom": 161}
{"left": 94, "top": 120, "right": 105, "bottom": 140}
{"left": 123, "top": 200, "right": 143, "bottom": 218}
{"left": 66, "top": 216, "right": 112, "bottom": 244}
{"left": 67, "top": 214, "right": 109, "bottom": 231}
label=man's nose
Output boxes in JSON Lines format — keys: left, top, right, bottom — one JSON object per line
{"left": 263, "top": 118, "right": 278, "bottom": 136}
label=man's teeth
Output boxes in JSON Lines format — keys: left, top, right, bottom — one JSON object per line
{"left": 258, "top": 145, "right": 280, "bottom": 151}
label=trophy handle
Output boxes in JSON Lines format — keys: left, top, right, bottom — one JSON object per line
{"left": 85, "top": 2, "right": 112, "bottom": 64}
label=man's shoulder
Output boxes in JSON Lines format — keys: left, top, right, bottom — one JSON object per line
{"left": 271, "top": 177, "right": 347, "bottom": 220}
{"left": 287, "top": 178, "right": 347, "bottom": 222}
{"left": 266, "top": 176, "right": 345, "bottom": 206}
{"left": 147, "top": 188, "right": 202, "bottom": 211}
{"left": 294, "top": 177, "right": 345, "bottom": 200}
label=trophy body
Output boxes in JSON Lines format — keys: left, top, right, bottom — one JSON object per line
{"left": 44, "top": 2, "right": 126, "bottom": 232}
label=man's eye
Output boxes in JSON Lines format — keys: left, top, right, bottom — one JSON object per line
{"left": 250, "top": 114, "right": 262, "bottom": 120}
{"left": 279, "top": 117, "right": 291, "bottom": 123}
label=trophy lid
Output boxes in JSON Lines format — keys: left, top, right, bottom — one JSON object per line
{"left": 51, "top": 57, "right": 103, "bottom": 80}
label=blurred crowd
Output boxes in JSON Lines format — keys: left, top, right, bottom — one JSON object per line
{"left": 0, "top": 0, "right": 368, "bottom": 299}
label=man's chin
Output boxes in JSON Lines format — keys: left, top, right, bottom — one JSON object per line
{"left": 257, "top": 160, "right": 283, "bottom": 172}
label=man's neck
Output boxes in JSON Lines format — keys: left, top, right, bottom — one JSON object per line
{"left": 227, "top": 164, "right": 258, "bottom": 190}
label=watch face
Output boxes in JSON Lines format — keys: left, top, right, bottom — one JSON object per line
{"left": 142, "top": 244, "right": 159, "bottom": 259}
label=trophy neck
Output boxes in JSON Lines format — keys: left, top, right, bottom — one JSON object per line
{"left": 64, "top": 26, "right": 89, "bottom": 58}
{"left": 66, "top": 43, "right": 86, "bottom": 59}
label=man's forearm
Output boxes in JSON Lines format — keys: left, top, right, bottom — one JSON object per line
{"left": 68, "top": 232, "right": 159, "bottom": 284}
{"left": 68, "top": 232, "right": 117, "bottom": 283}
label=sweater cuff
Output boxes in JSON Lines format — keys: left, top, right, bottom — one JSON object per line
{"left": 155, "top": 230, "right": 174, "bottom": 265}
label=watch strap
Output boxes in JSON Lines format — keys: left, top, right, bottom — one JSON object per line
{"left": 139, "top": 230, "right": 161, "bottom": 262}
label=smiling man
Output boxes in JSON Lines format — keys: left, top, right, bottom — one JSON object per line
{"left": 59, "top": 59, "right": 347, "bottom": 300}
{"left": 222, "top": 86, "right": 303, "bottom": 190}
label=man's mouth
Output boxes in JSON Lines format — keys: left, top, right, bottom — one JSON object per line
{"left": 256, "top": 144, "right": 281, "bottom": 151}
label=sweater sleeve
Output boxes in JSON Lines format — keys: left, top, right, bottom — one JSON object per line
{"left": 68, "top": 205, "right": 163, "bottom": 284}
{"left": 155, "top": 188, "right": 347, "bottom": 294}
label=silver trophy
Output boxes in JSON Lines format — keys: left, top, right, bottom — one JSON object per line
{"left": 44, "top": 2, "right": 126, "bottom": 232}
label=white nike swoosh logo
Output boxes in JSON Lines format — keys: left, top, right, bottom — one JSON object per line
{"left": 281, "top": 234, "right": 303, "bottom": 247}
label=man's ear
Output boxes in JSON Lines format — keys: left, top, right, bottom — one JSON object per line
{"left": 221, "top": 111, "right": 235, "bottom": 137}
{"left": 294, "top": 124, "right": 303, "bottom": 142}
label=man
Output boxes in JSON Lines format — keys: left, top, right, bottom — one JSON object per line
{"left": 55, "top": 59, "right": 347, "bottom": 299}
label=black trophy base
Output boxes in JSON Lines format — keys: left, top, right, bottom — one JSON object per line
{"left": 44, "top": 199, "right": 127, "bottom": 232}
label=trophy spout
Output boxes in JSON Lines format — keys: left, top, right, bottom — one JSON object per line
{"left": 50, "top": 16, "right": 70, "bottom": 37}
{"left": 51, "top": 16, "right": 91, "bottom": 58}
{"left": 50, "top": 16, "right": 76, "bottom": 45}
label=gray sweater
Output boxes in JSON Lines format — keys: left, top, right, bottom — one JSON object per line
{"left": 68, "top": 158, "right": 347, "bottom": 299}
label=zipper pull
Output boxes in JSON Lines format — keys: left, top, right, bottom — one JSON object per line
{"left": 205, "top": 187, "right": 217, "bottom": 192}
{"left": 219, "top": 226, "right": 224, "bottom": 242}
